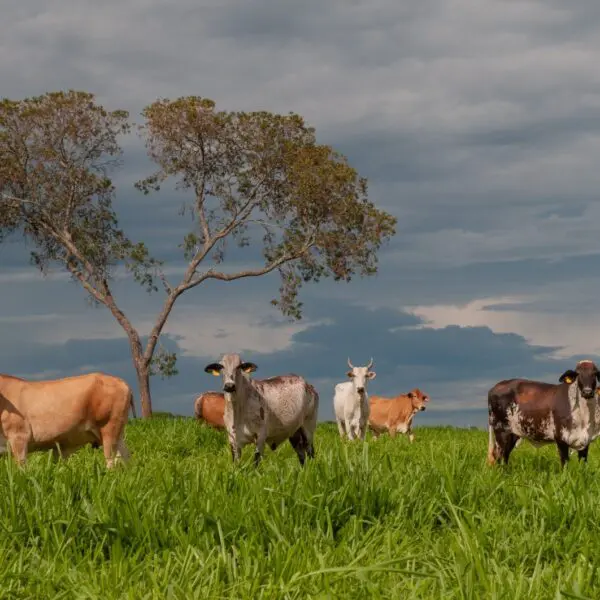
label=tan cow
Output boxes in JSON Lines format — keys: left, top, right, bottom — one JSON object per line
{"left": 369, "top": 388, "right": 429, "bottom": 442}
{"left": 0, "top": 372, "right": 134, "bottom": 467}
{"left": 194, "top": 391, "right": 226, "bottom": 430}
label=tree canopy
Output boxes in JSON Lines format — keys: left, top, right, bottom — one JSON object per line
{"left": 0, "top": 90, "right": 396, "bottom": 416}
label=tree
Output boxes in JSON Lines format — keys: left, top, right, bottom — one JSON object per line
{"left": 0, "top": 91, "right": 397, "bottom": 417}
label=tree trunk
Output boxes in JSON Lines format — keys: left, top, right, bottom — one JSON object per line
{"left": 123, "top": 328, "right": 153, "bottom": 418}
{"left": 135, "top": 361, "right": 153, "bottom": 418}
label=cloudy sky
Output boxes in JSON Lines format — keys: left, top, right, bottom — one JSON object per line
{"left": 2, "top": 0, "right": 600, "bottom": 427}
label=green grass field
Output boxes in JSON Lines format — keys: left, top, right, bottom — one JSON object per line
{"left": 1, "top": 417, "right": 599, "bottom": 599}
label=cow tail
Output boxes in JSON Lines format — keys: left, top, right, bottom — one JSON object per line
{"left": 129, "top": 389, "right": 137, "bottom": 419}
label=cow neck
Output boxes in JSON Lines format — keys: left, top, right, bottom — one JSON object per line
{"left": 225, "top": 373, "right": 255, "bottom": 418}
{"left": 568, "top": 382, "right": 598, "bottom": 414}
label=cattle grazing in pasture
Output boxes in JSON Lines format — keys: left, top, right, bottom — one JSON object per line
{"left": 368, "top": 388, "right": 429, "bottom": 441}
{"left": 194, "top": 391, "right": 226, "bottom": 430}
{"left": 487, "top": 359, "right": 600, "bottom": 467}
{"left": 0, "top": 372, "right": 133, "bottom": 468}
{"left": 204, "top": 353, "right": 318, "bottom": 466}
{"left": 333, "top": 358, "right": 376, "bottom": 441}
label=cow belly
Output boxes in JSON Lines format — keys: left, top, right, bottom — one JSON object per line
{"left": 29, "top": 429, "right": 99, "bottom": 453}
{"left": 30, "top": 421, "right": 100, "bottom": 447}
{"left": 265, "top": 413, "right": 305, "bottom": 445}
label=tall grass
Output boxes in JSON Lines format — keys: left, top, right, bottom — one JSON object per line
{"left": 0, "top": 418, "right": 598, "bottom": 599}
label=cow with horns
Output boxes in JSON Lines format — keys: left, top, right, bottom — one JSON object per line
{"left": 333, "top": 358, "right": 376, "bottom": 441}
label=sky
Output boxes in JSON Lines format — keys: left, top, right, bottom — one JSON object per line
{"left": 2, "top": 0, "right": 600, "bottom": 428}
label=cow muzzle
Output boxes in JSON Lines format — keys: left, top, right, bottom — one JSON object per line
{"left": 582, "top": 387, "right": 595, "bottom": 399}
{"left": 223, "top": 383, "right": 236, "bottom": 393}
{"left": 357, "top": 387, "right": 365, "bottom": 394}
{"left": 420, "top": 406, "right": 426, "bottom": 411}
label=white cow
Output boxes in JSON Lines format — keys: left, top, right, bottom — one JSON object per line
{"left": 204, "top": 353, "right": 319, "bottom": 466}
{"left": 333, "top": 358, "right": 376, "bottom": 440}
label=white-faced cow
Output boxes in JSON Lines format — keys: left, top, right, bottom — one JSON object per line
{"left": 488, "top": 359, "right": 600, "bottom": 467}
{"left": 0, "top": 372, "right": 134, "bottom": 468}
{"left": 204, "top": 354, "right": 318, "bottom": 466}
{"left": 333, "top": 358, "right": 376, "bottom": 441}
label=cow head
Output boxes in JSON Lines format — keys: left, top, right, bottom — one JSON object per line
{"left": 407, "top": 388, "right": 429, "bottom": 412}
{"left": 346, "top": 357, "right": 376, "bottom": 395}
{"left": 559, "top": 359, "right": 600, "bottom": 400}
{"left": 204, "top": 353, "right": 257, "bottom": 394}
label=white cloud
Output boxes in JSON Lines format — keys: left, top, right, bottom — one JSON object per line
{"left": 407, "top": 293, "right": 600, "bottom": 359}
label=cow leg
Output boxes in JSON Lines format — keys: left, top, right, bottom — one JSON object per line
{"left": 407, "top": 424, "right": 415, "bottom": 443}
{"left": 557, "top": 441, "right": 570, "bottom": 467}
{"left": 489, "top": 429, "right": 518, "bottom": 465}
{"left": 288, "top": 428, "right": 307, "bottom": 466}
{"left": 298, "top": 427, "right": 315, "bottom": 460}
{"left": 8, "top": 434, "right": 29, "bottom": 466}
{"left": 501, "top": 434, "right": 519, "bottom": 464}
{"left": 229, "top": 441, "right": 241, "bottom": 462}
{"left": 578, "top": 445, "right": 590, "bottom": 462}
{"left": 99, "top": 425, "right": 121, "bottom": 469}
{"left": 358, "top": 420, "right": 367, "bottom": 441}
{"left": 336, "top": 419, "right": 346, "bottom": 439}
{"left": 254, "top": 427, "right": 268, "bottom": 468}
{"left": 228, "top": 430, "right": 241, "bottom": 462}
{"left": 346, "top": 422, "right": 356, "bottom": 441}
{"left": 293, "top": 426, "right": 314, "bottom": 459}
{"left": 115, "top": 437, "right": 130, "bottom": 465}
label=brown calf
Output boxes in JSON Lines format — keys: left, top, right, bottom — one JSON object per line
{"left": 368, "top": 388, "right": 429, "bottom": 441}
{"left": 0, "top": 372, "right": 133, "bottom": 467}
{"left": 488, "top": 359, "right": 600, "bottom": 467}
{"left": 194, "top": 391, "right": 226, "bottom": 430}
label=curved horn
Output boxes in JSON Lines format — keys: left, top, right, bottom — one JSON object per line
{"left": 366, "top": 357, "right": 374, "bottom": 370}
{"left": 347, "top": 357, "right": 354, "bottom": 369}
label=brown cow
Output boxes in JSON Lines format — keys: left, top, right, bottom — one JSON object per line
{"left": 368, "top": 388, "right": 429, "bottom": 441}
{"left": 0, "top": 372, "right": 134, "bottom": 467}
{"left": 194, "top": 391, "right": 226, "bottom": 430}
{"left": 487, "top": 359, "right": 600, "bottom": 467}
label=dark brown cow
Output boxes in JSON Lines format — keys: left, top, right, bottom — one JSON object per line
{"left": 194, "top": 391, "right": 226, "bottom": 430}
{"left": 487, "top": 359, "right": 600, "bottom": 467}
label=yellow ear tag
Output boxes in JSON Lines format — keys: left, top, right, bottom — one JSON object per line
{"left": 210, "top": 370, "right": 220, "bottom": 377}
{"left": 564, "top": 376, "right": 573, "bottom": 384}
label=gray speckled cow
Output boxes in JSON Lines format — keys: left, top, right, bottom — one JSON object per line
{"left": 204, "top": 353, "right": 319, "bottom": 466}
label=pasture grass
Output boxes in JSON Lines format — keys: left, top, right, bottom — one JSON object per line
{"left": 0, "top": 418, "right": 599, "bottom": 599}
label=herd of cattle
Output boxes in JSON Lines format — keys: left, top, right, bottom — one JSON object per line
{"left": 0, "top": 353, "right": 599, "bottom": 469}
{"left": 197, "top": 355, "right": 430, "bottom": 464}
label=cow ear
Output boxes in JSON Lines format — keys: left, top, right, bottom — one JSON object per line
{"left": 347, "top": 370, "right": 354, "bottom": 378}
{"left": 367, "top": 371, "right": 376, "bottom": 380}
{"left": 240, "top": 362, "right": 257, "bottom": 374}
{"left": 204, "top": 363, "right": 222, "bottom": 376}
{"left": 407, "top": 392, "right": 414, "bottom": 398}
{"left": 559, "top": 370, "right": 577, "bottom": 384}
